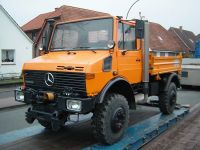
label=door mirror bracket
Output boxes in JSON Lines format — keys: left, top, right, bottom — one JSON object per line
{"left": 120, "top": 49, "right": 128, "bottom": 55}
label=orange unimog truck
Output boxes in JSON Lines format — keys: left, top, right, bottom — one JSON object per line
{"left": 15, "top": 16, "right": 182, "bottom": 144}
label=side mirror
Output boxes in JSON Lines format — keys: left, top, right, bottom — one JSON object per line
{"left": 107, "top": 40, "right": 115, "bottom": 49}
{"left": 135, "top": 19, "right": 145, "bottom": 39}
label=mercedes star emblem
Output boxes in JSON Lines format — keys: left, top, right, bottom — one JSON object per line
{"left": 44, "top": 73, "right": 54, "bottom": 86}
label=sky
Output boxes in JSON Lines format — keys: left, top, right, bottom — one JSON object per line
{"left": 0, "top": 0, "right": 199, "bottom": 35}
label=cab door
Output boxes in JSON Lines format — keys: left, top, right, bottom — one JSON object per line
{"left": 117, "top": 22, "right": 142, "bottom": 84}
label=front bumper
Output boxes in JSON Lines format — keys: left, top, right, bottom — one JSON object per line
{"left": 15, "top": 88, "right": 95, "bottom": 114}
{"left": 25, "top": 96, "right": 95, "bottom": 130}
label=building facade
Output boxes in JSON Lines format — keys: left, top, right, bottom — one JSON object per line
{"left": 0, "top": 5, "right": 33, "bottom": 79}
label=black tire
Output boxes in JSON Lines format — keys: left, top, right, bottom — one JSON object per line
{"left": 159, "top": 82, "right": 177, "bottom": 114}
{"left": 92, "top": 93, "right": 129, "bottom": 144}
{"left": 38, "top": 119, "right": 52, "bottom": 129}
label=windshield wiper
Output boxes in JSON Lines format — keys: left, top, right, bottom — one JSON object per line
{"left": 75, "top": 46, "right": 91, "bottom": 49}
{"left": 53, "top": 46, "right": 97, "bottom": 53}
{"left": 74, "top": 47, "right": 96, "bottom": 53}
{"left": 52, "top": 47, "right": 73, "bottom": 51}
{"left": 52, "top": 48, "right": 64, "bottom": 50}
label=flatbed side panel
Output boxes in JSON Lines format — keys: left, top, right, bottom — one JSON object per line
{"left": 83, "top": 108, "right": 189, "bottom": 150}
{"left": 149, "top": 53, "right": 182, "bottom": 75}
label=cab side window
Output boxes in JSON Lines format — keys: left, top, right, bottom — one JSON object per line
{"left": 118, "top": 23, "right": 136, "bottom": 50}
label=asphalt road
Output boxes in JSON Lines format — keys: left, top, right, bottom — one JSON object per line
{"left": 177, "top": 87, "right": 200, "bottom": 106}
{"left": 0, "top": 90, "right": 13, "bottom": 99}
{"left": 0, "top": 106, "right": 37, "bottom": 134}
{"left": 0, "top": 90, "right": 23, "bottom": 109}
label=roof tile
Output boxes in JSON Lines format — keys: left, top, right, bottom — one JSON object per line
{"left": 22, "top": 5, "right": 111, "bottom": 31}
{"left": 169, "top": 27, "right": 196, "bottom": 51}
{"left": 149, "top": 22, "right": 185, "bottom": 51}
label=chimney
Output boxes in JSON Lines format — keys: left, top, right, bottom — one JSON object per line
{"left": 179, "top": 26, "right": 183, "bottom": 31}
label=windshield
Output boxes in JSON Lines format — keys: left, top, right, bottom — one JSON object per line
{"left": 50, "top": 18, "right": 113, "bottom": 51}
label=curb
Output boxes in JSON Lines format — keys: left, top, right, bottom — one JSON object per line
{"left": 0, "top": 104, "right": 27, "bottom": 111}
{"left": 0, "top": 90, "right": 15, "bottom": 93}
{"left": 0, "top": 82, "right": 22, "bottom": 86}
{"left": 0, "top": 84, "right": 21, "bottom": 93}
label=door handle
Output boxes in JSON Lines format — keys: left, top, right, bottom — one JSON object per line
{"left": 136, "top": 58, "right": 141, "bottom": 62}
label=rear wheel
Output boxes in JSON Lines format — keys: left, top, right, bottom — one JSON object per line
{"left": 92, "top": 93, "right": 129, "bottom": 144}
{"left": 159, "top": 82, "right": 177, "bottom": 114}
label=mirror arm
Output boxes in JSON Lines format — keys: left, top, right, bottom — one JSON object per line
{"left": 120, "top": 49, "right": 128, "bottom": 55}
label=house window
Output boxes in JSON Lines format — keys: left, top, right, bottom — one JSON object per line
{"left": 160, "top": 52, "right": 165, "bottom": 56}
{"left": 1, "top": 49, "right": 15, "bottom": 64}
{"left": 32, "top": 32, "right": 36, "bottom": 41}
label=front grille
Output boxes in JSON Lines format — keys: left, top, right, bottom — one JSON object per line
{"left": 24, "top": 70, "right": 86, "bottom": 94}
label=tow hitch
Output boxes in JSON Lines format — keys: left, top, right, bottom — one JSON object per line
{"left": 25, "top": 107, "right": 68, "bottom": 131}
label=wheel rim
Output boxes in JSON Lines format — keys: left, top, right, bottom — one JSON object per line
{"left": 169, "top": 90, "right": 176, "bottom": 107}
{"left": 111, "top": 107, "right": 126, "bottom": 133}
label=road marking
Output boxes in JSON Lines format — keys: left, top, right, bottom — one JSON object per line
{"left": 0, "top": 125, "right": 44, "bottom": 145}
{"left": 0, "top": 114, "right": 92, "bottom": 145}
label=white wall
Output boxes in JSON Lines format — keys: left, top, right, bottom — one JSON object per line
{"left": 0, "top": 7, "right": 33, "bottom": 78}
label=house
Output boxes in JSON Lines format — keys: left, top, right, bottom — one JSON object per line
{"left": 148, "top": 22, "right": 186, "bottom": 57}
{"left": 0, "top": 5, "right": 33, "bottom": 79}
{"left": 196, "top": 34, "right": 200, "bottom": 41}
{"left": 149, "top": 22, "right": 185, "bottom": 51}
{"left": 169, "top": 26, "right": 196, "bottom": 56}
{"left": 195, "top": 34, "right": 200, "bottom": 58}
{"left": 22, "top": 5, "right": 111, "bottom": 57}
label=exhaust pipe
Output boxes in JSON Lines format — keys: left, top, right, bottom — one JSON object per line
{"left": 142, "top": 21, "right": 149, "bottom": 103}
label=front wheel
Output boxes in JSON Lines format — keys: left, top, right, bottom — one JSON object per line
{"left": 38, "top": 119, "right": 52, "bottom": 129}
{"left": 159, "top": 82, "right": 177, "bottom": 114}
{"left": 92, "top": 93, "right": 129, "bottom": 144}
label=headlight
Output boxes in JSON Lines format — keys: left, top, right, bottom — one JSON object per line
{"left": 67, "top": 100, "right": 81, "bottom": 112}
{"left": 15, "top": 89, "right": 24, "bottom": 102}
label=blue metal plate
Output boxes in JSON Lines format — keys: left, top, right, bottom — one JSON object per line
{"left": 83, "top": 108, "right": 189, "bottom": 150}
